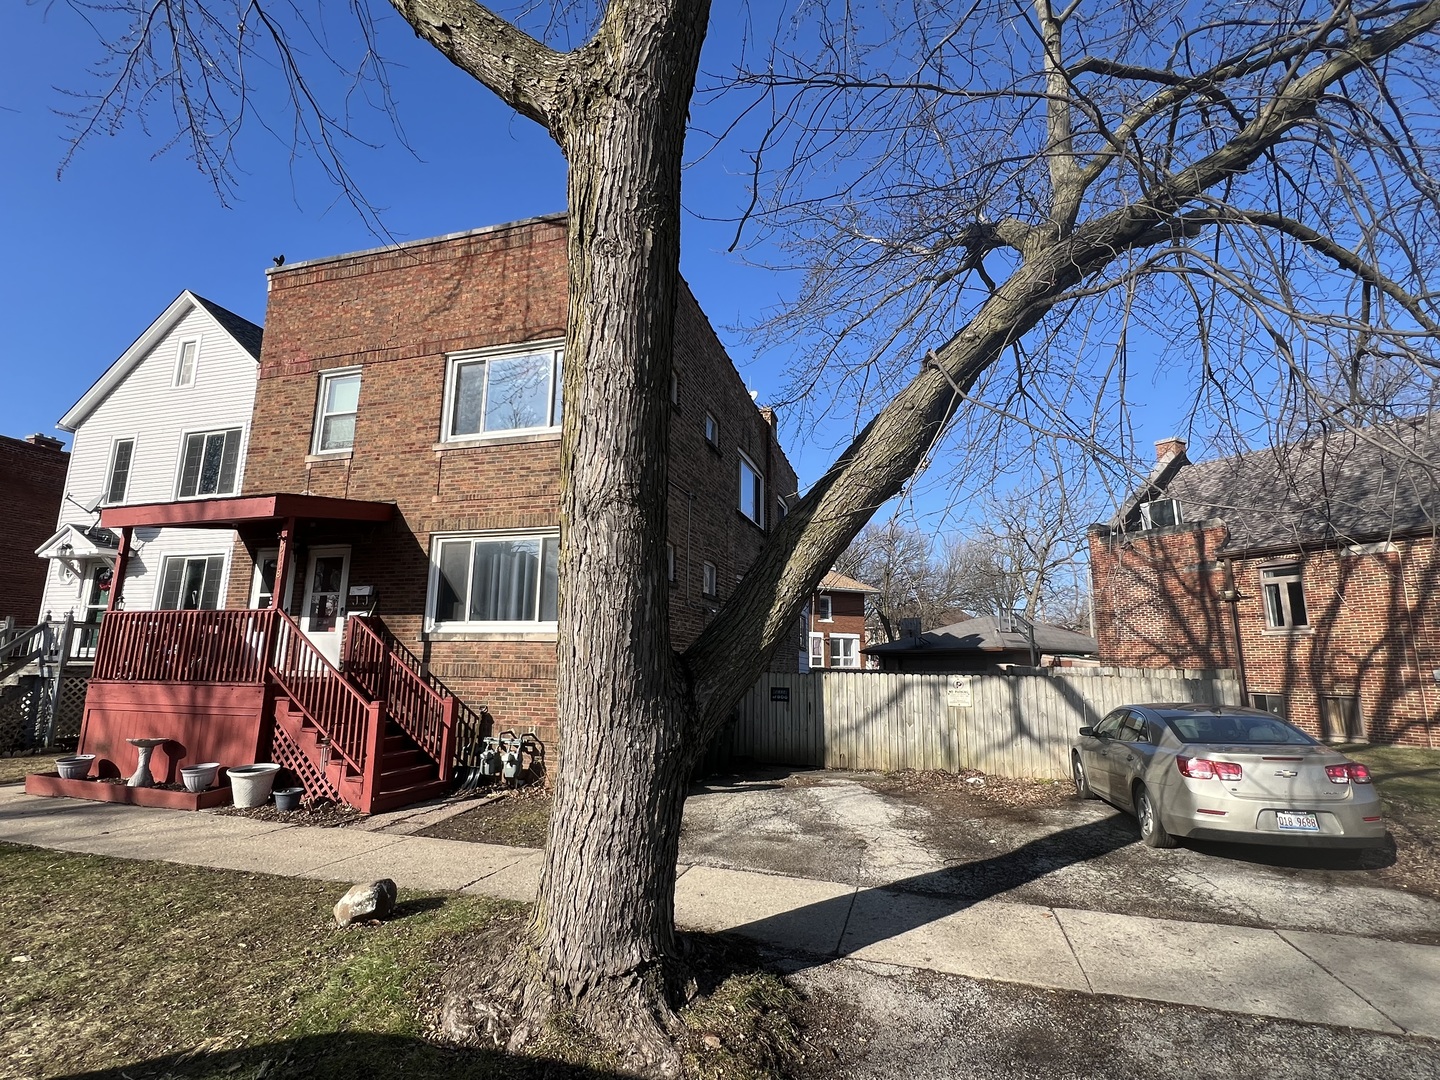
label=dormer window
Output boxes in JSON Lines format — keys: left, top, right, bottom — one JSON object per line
{"left": 1140, "top": 498, "right": 1181, "bottom": 530}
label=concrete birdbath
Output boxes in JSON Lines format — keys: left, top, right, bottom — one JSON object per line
{"left": 125, "top": 737, "right": 167, "bottom": 788}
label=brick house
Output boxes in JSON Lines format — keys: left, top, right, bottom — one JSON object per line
{"left": 71, "top": 216, "right": 799, "bottom": 811}
{"left": 1088, "top": 418, "right": 1440, "bottom": 747}
{"left": 806, "top": 571, "right": 877, "bottom": 669}
{"left": 0, "top": 434, "right": 68, "bottom": 624}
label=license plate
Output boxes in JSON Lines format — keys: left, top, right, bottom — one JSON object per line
{"left": 1276, "top": 811, "right": 1319, "bottom": 832}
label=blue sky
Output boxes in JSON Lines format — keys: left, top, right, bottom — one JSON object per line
{"left": 0, "top": 3, "right": 1183, "bottom": 525}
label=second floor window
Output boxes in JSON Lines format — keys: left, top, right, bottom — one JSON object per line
{"left": 1261, "top": 563, "right": 1309, "bottom": 629}
{"left": 739, "top": 450, "right": 765, "bottom": 527}
{"left": 173, "top": 340, "right": 198, "bottom": 387}
{"left": 104, "top": 438, "right": 135, "bottom": 505}
{"left": 177, "top": 428, "right": 242, "bottom": 498}
{"left": 816, "top": 594, "right": 832, "bottom": 622}
{"left": 313, "top": 370, "right": 361, "bottom": 453}
{"left": 445, "top": 342, "right": 563, "bottom": 440}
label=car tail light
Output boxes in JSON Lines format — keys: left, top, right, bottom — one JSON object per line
{"left": 1177, "top": 757, "right": 1243, "bottom": 781}
{"left": 1326, "top": 763, "right": 1373, "bottom": 785}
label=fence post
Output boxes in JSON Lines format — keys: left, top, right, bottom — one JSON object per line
{"left": 359, "top": 700, "right": 385, "bottom": 813}
{"left": 43, "top": 613, "right": 75, "bottom": 748}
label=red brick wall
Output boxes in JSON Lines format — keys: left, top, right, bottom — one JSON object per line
{"left": 1090, "top": 523, "right": 1440, "bottom": 747}
{"left": 808, "top": 589, "right": 867, "bottom": 667}
{"left": 236, "top": 217, "right": 799, "bottom": 751}
{"left": 0, "top": 435, "right": 68, "bottom": 622}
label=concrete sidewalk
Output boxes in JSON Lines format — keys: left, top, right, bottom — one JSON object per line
{"left": 3, "top": 785, "right": 1437, "bottom": 1041}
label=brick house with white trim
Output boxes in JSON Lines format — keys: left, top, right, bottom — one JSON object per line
{"left": 1088, "top": 417, "right": 1440, "bottom": 747}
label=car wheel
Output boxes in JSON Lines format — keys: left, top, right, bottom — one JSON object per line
{"left": 1135, "top": 784, "right": 1177, "bottom": 849}
{"left": 1072, "top": 753, "right": 1095, "bottom": 799}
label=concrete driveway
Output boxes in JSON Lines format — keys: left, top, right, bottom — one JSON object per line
{"left": 679, "top": 768, "right": 1440, "bottom": 945}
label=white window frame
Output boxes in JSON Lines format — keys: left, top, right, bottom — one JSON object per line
{"left": 173, "top": 338, "right": 200, "bottom": 388}
{"left": 154, "top": 553, "right": 228, "bottom": 611}
{"left": 666, "top": 542, "right": 676, "bottom": 583}
{"left": 831, "top": 633, "right": 861, "bottom": 669}
{"left": 808, "top": 632, "right": 826, "bottom": 669}
{"left": 174, "top": 427, "right": 244, "bottom": 499}
{"left": 738, "top": 448, "right": 765, "bottom": 528}
{"left": 1260, "top": 562, "right": 1309, "bottom": 630}
{"left": 442, "top": 339, "right": 564, "bottom": 443}
{"left": 248, "top": 547, "right": 296, "bottom": 610}
{"left": 425, "top": 529, "right": 560, "bottom": 633}
{"left": 311, "top": 368, "right": 362, "bottom": 455}
{"left": 102, "top": 436, "right": 137, "bottom": 506}
{"left": 1139, "top": 498, "right": 1181, "bottom": 530}
{"left": 702, "top": 561, "right": 718, "bottom": 598}
{"left": 816, "top": 593, "right": 833, "bottom": 622}
{"left": 703, "top": 412, "right": 718, "bottom": 446}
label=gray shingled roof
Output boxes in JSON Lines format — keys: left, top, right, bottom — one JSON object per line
{"left": 1143, "top": 413, "right": 1440, "bottom": 551}
{"left": 864, "top": 615, "right": 1098, "bottom": 656}
{"left": 194, "top": 294, "right": 264, "bottom": 361}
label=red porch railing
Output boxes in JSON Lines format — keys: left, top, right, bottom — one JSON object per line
{"left": 345, "top": 616, "right": 455, "bottom": 782}
{"left": 92, "top": 609, "right": 276, "bottom": 684}
{"left": 267, "top": 610, "right": 378, "bottom": 775}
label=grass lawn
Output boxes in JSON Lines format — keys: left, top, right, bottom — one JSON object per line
{"left": 1339, "top": 744, "right": 1440, "bottom": 815}
{"left": 0, "top": 842, "right": 799, "bottom": 1080}
{"left": 0, "top": 752, "right": 57, "bottom": 785}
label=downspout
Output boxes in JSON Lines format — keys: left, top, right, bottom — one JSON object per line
{"left": 1221, "top": 558, "right": 1249, "bottom": 707}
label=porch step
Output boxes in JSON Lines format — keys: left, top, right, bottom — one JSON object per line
{"left": 367, "top": 777, "right": 450, "bottom": 815}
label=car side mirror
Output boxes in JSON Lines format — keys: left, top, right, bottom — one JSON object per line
{"left": 1078, "top": 726, "right": 1095, "bottom": 737}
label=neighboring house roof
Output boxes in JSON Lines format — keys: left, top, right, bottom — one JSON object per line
{"left": 818, "top": 571, "right": 879, "bottom": 594}
{"left": 57, "top": 291, "right": 263, "bottom": 432}
{"left": 863, "top": 614, "right": 1098, "bottom": 656}
{"left": 1109, "top": 413, "right": 1440, "bottom": 552}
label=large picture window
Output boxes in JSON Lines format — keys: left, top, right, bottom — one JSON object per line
{"left": 444, "top": 342, "right": 563, "bottom": 440}
{"left": 429, "top": 532, "right": 559, "bottom": 629}
{"left": 177, "top": 428, "right": 242, "bottom": 498}
{"left": 157, "top": 555, "right": 226, "bottom": 610}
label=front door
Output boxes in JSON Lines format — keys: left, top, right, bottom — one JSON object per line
{"left": 300, "top": 546, "right": 350, "bottom": 666}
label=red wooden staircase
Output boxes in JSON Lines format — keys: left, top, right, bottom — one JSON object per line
{"left": 89, "top": 607, "right": 457, "bottom": 814}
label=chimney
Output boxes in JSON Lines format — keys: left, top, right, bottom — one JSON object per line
{"left": 25, "top": 434, "right": 64, "bottom": 452}
{"left": 1154, "top": 436, "right": 1187, "bottom": 463}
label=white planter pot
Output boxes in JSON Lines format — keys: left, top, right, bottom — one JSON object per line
{"left": 180, "top": 762, "right": 221, "bottom": 793}
{"left": 227, "top": 763, "right": 282, "bottom": 808}
{"left": 55, "top": 754, "right": 96, "bottom": 781}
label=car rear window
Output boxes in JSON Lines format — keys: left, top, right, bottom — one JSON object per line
{"left": 1163, "top": 713, "right": 1317, "bottom": 745}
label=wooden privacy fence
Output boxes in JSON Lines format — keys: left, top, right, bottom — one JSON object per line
{"left": 724, "top": 667, "right": 1242, "bottom": 779}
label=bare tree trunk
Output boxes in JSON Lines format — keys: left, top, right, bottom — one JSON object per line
{"left": 497, "top": 4, "right": 710, "bottom": 1072}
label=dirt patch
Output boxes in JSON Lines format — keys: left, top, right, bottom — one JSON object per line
{"left": 213, "top": 799, "right": 366, "bottom": 828}
{"left": 417, "top": 785, "right": 553, "bottom": 848}
{"left": 790, "top": 959, "right": 1440, "bottom": 1080}
{"left": 866, "top": 767, "right": 1075, "bottom": 811}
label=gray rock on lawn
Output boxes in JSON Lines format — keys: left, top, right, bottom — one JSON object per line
{"left": 334, "top": 879, "right": 397, "bottom": 927}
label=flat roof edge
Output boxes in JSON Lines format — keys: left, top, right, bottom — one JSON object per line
{"left": 268, "top": 214, "right": 568, "bottom": 276}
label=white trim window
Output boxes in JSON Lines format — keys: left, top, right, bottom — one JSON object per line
{"left": 444, "top": 341, "right": 563, "bottom": 441}
{"left": 103, "top": 438, "right": 136, "bottom": 505}
{"left": 666, "top": 542, "right": 676, "bottom": 583}
{"left": 1139, "top": 498, "right": 1181, "bottom": 530}
{"left": 313, "top": 369, "right": 361, "bottom": 453}
{"left": 428, "top": 531, "right": 559, "bottom": 630}
{"left": 173, "top": 339, "right": 199, "bottom": 388}
{"left": 831, "top": 633, "right": 861, "bottom": 669}
{"left": 157, "top": 554, "right": 226, "bottom": 610}
{"left": 816, "top": 593, "right": 833, "bottom": 622}
{"left": 704, "top": 412, "right": 719, "bottom": 446}
{"left": 702, "top": 561, "right": 718, "bottom": 599}
{"left": 176, "top": 428, "right": 242, "bottom": 498}
{"left": 738, "top": 449, "right": 765, "bottom": 527}
{"left": 1261, "top": 562, "right": 1309, "bottom": 629}
{"left": 808, "top": 632, "right": 826, "bottom": 669}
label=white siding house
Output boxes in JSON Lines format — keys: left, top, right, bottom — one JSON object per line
{"left": 35, "top": 292, "right": 262, "bottom": 638}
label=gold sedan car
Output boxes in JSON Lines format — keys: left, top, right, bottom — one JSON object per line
{"left": 1072, "top": 704, "right": 1386, "bottom": 849}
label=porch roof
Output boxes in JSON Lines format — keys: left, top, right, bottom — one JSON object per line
{"left": 98, "top": 493, "right": 395, "bottom": 530}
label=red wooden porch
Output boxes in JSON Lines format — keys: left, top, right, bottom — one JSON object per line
{"left": 75, "top": 494, "right": 462, "bottom": 814}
